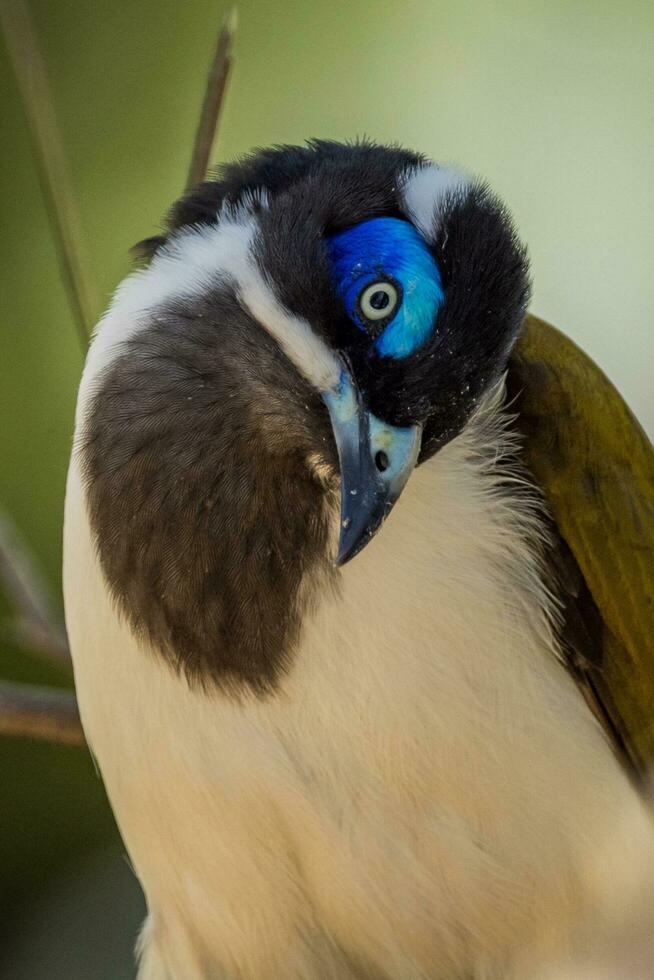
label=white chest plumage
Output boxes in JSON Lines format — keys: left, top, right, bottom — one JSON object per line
{"left": 64, "top": 398, "right": 651, "bottom": 980}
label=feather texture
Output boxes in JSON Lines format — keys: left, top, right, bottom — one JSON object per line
{"left": 509, "top": 315, "right": 654, "bottom": 774}
{"left": 64, "top": 382, "right": 653, "bottom": 979}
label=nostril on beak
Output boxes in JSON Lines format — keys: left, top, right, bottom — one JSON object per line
{"left": 375, "top": 450, "right": 390, "bottom": 473}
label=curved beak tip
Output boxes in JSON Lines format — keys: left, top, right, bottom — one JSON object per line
{"left": 322, "top": 368, "right": 422, "bottom": 567}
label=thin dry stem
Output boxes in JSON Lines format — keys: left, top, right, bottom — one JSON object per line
{"left": 186, "top": 7, "right": 237, "bottom": 191}
{"left": 0, "top": 510, "right": 71, "bottom": 667}
{"left": 0, "top": 680, "right": 85, "bottom": 746}
{"left": 1, "top": 0, "right": 99, "bottom": 349}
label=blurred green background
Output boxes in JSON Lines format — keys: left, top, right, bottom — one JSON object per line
{"left": 1, "top": 0, "right": 652, "bottom": 976}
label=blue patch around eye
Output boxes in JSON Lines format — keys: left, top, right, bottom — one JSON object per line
{"left": 327, "top": 217, "right": 444, "bottom": 359}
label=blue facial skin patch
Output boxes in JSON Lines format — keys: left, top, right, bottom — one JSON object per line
{"left": 327, "top": 217, "right": 444, "bottom": 359}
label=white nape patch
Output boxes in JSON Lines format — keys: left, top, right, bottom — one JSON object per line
{"left": 77, "top": 200, "right": 341, "bottom": 426}
{"left": 233, "top": 236, "right": 341, "bottom": 393}
{"left": 399, "top": 163, "right": 472, "bottom": 242}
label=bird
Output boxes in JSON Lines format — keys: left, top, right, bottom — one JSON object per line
{"left": 63, "top": 139, "right": 654, "bottom": 980}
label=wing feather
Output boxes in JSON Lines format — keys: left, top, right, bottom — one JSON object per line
{"left": 508, "top": 315, "right": 654, "bottom": 775}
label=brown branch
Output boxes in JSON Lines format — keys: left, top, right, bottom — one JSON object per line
{"left": 186, "top": 6, "right": 237, "bottom": 191}
{"left": 0, "top": 509, "right": 82, "bottom": 746}
{"left": 0, "top": 0, "right": 99, "bottom": 349}
{"left": 0, "top": 680, "right": 85, "bottom": 746}
{"left": 0, "top": 510, "right": 71, "bottom": 667}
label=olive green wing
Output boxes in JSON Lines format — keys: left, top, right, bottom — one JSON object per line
{"left": 508, "top": 314, "right": 654, "bottom": 777}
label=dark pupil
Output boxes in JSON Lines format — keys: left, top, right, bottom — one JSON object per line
{"left": 369, "top": 289, "right": 390, "bottom": 311}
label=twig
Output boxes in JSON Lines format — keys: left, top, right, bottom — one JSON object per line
{"left": 0, "top": 0, "right": 99, "bottom": 349}
{"left": 186, "top": 6, "right": 237, "bottom": 191}
{"left": 0, "top": 680, "right": 85, "bottom": 746}
{"left": 0, "top": 509, "right": 71, "bottom": 667}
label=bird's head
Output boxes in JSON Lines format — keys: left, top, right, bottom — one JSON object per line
{"left": 80, "top": 140, "right": 530, "bottom": 690}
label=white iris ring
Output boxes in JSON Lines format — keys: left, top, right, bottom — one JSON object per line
{"left": 358, "top": 280, "right": 400, "bottom": 322}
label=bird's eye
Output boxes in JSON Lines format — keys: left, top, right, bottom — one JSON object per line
{"left": 357, "top": 280, "right": 401, "bottom": 326}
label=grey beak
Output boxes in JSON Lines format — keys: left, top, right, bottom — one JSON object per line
{"left": 321, "top": 365, "right": 422, "bottom": 565}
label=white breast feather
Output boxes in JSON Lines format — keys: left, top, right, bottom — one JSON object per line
{"left": 64, "top": 374, "right": 654, "bottom": 979}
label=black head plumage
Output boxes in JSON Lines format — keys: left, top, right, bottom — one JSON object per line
{"left": 137, "top": 139, "right": 530, "bottom": 462}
